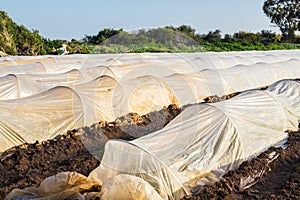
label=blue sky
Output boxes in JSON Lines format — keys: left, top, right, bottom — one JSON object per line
{"left": 1, "top": 0, "right": 277, "bottom": 40}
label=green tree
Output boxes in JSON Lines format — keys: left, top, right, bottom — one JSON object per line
{"left": 84, "top": 28, "right": 123, "bottom": 44}
{"left": 0, "top": 10, "right": 50, "bottom": 55}
{"left": 204, "top": 29, "right": 222, "bottom": 43}
{"left": 263, "top": 0, "right": 300, "bottom": 42}
{"left": 233, "top": 31, "right": 262, "bottom": 44}
{"left": 165, "top": 25, "right": 197, "bottom": 40}
{"left": 259, "top": 30, "right": 278, "bottom": 44}
{"left": 223, "top": 34, "right": 234, "bottom": 43}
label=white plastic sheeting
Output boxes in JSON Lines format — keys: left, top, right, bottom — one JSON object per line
{"left": 1, "top": 50, "right": 300, "bottom": 74}
{"left": 4, "top": 79, "right": 300, "bottom": 200}
{"left": 5, "top": 172, "right": 103, "bottom": 200}
{"left": 0, "top": 61, "right": 85, "bottom": 76}
{"left": 0, "top": 54, "right": 299, "bottom": 103}
{"left": 266, "top": 79, "right": 300, "bottom": 120}
{"left": 79, "top": 66, "right": 117, "bottom": 80}
{"left": 90, "top": 80, "right": 300, "bottom": 200}
{"left": 217, "top": 59, "right": 300, "bottom": 94}
{"left": 0, "top": 57, "right": 55, "bottom": 67}
{"left": 0, "top": 70, "right": 85, "bottom": 100}
{"left": 0, "top": 76, "right": 121, "bottom": 151}
{"left": 1, "top": 58, "right": 295, "bottom": 118}
{"left": 112, "top": 76, "right": 179, "bottom": 118}
{"left": 111, "top": 59, "right": 300, "bottom": 115}
{"left": 73, "top": 75, "right": 119, "bottom": 124}
{"left": 2, "top": 59, "right": 300, "bottom": 117}
{"left": 0, "top": 51, "right": 299, "bottom": 153}
{"left": 0, "top": 75, "right": 19, "bottom": 100}
{"left": 39, "top": 61, "right": 83, "bottom": 73}
{"left": 0, "top": 76, "right": 300, "bottom": 151}
{"left": 0, "top": 62, "right": 46, "bottom": 75}
{"left": 0, "top": 87, "right": 84, "bottom": 151}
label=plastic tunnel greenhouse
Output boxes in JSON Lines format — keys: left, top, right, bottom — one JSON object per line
{"left": 0, "top": 51, "right": 299, "bottom": 153}
{"left": 0, "top": 86, "right": 85, "bottom": 151}
{"left": 0, "top": 70, "right": 85, "bottom": 100}
{"left": 90, "top": 80, "right": 300, "bottom": 200}
{"left": 1, "top": 50, "right": 300, "bottom": 200}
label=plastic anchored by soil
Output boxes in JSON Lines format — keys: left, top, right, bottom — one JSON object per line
{"left": 1, "top": 95, "right": 299, "bottom": 199}
{"left": 0, "top": 104, "right": 181, "bottom": 199}
{"left": 182, "top": 130, "right": 300, "bottom": 200}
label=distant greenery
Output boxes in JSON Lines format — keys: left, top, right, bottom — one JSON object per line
{"left": 0, "top": 10, "right": 91, "bottom": 56}
{"left": 0, "top": 10, "right": 299, "bottom": 56}
{"left": 0, "top": 11, "right": 47, "bottom": 55}
{"left": 86, "top": 27, "right": 205, "bottom": 53}
{"left": 83, "top": 26, "right": 300, "bottom": 53}
{"left": 263, "top": 0, "right": 299, "bottom": 42}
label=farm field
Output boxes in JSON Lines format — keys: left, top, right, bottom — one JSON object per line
{"left": 0, "top": 51, "right": 299, "bottom": 199}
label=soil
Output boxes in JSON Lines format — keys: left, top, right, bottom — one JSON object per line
{"left": 183, "top": 129, "right": 300, "bottom": 200}
{"left": 0, "top": 104, "right": 181, "bottom": 199}
{"left": 203, "top": 93, "right": 240, "bottom": 103}
{"left": 0, "top": 99, "right": 300, "bottom": 199}
{"left": 0, "top": 132, "right": 99, "bottom": 199}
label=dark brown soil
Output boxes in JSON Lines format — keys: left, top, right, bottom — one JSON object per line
{"left": 0, "top": 104, "right": 181, "bottom": 199}
{"left": 203, "top": 92, "right": 240, "bottom": 103}
{"left": 1, "top": 101, "right": 300, "bottom": 199}
{"left": 0, "top": 132, "right": 99, "bottom": 198}
{"left": 182, "top": 129, "right": 300, "bottom": 200}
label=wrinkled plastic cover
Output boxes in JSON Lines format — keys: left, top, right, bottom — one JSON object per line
{"left": 92, "top": 80, "right": 299, "bottom": 199}
{"left": 0, "top": 87, "right": 84, "bottom": 151}
{"left": 4, "top": 80, "right": 300, "bottom": 199}
{"left": 5, "top": 172, "right": 102, "bottom": 200}
{"left": 0, "top": 70, "right": 85, "bottom": 100}
{"left": 0, "top": 51, "right": 299, "bottom": 153}
{"left": 266, "top": 80, "right": 300, "bottom": 119}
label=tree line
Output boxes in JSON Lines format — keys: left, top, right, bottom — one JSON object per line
{"left": 83, "top": 26, "right": 299, "bottom": 53}
{"left": 0, "top": 10, "right": 90, "bottom": 56}
{"left": 263, "top": 0, "right": 299, "bottom": 42}
{"left": 0, "top": 0, "right": 299, "bottom": 55}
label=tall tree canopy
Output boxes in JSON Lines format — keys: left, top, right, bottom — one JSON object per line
{"left": 83, "top": 28, "right": 123, "bottom": 44}
{"left": 263, "top": 0, "right": 300, "bottom": 41}
{"left": 0, "top": 10, "right": 48, "bottom": 55}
